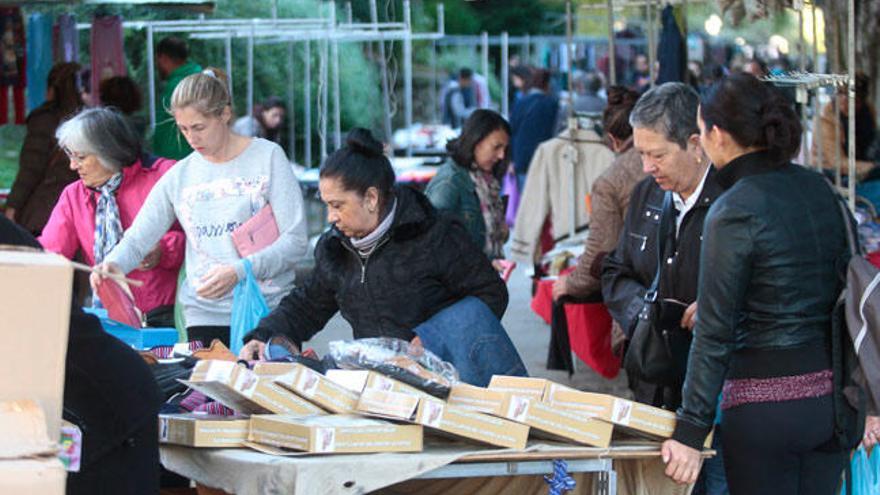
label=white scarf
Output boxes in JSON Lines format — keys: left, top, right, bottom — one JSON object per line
{"left": 349, "top": 198, "right": 397, "bottom": 257}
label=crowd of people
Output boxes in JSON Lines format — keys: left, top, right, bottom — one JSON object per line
{"left": 1, "top": 32, "right": 878, "bottom": 495}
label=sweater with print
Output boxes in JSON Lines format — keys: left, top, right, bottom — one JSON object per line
{"left": 106, "top": 138, "right": 308, "bottom": 326}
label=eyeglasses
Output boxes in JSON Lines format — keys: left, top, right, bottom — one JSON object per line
{"left": 62, "top": 147, "right": 89, "bottom": 163}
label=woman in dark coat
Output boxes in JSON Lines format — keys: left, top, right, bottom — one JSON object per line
{"left": 662, "top": 73, "right": 853, "bottom": 494}
{"left": 240, "top": 128, "right": 527, "bottom": 386}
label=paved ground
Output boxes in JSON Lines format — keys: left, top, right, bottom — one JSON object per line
{"left": 301, "top": 261, "right": 631, "bottom": 397}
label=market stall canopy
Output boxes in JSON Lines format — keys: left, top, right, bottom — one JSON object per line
{"left": 0, "top": 0, "right": 214, "bottom": 13}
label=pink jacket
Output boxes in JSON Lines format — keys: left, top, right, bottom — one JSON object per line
{"left": 40, "top": 158, "right": 185, "bottom": 313}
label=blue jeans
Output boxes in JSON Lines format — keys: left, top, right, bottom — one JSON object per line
{"left": 413, "top": 297, "right": 528, "bottom": 387}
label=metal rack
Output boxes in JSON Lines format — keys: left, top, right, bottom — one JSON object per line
{"left": 76, "top": 0, "right": 445, "bottom": 164}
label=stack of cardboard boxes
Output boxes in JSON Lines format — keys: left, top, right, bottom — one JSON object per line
{"left": 163, "top": 359, "right": 712, "bottom": 455}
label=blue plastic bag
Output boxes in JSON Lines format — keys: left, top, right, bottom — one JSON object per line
{"left": 230, "top": 259, "right": 270, "bottom": 356}
{"left": 840, "top": 447, "right": 874, "bottom": 495}
{"left": 871, "top": 447, "right": 880, "bottom": 493}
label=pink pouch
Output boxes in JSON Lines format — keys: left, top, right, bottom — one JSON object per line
{"left": 96, "top": 278, "right": 142, "bottom": 328}
{"left": 231, "top": 204, "right": 280, "bottom": 257}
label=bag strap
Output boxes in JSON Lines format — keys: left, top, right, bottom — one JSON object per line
{"left": 644, "top": 191, "right": 675, "bottom": 303}
{"left": 824, "top": 178, "right": 861, "bottom": 258}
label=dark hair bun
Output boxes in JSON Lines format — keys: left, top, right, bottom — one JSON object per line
{"left": 606, "top": 86, "right": 639, "bottom": 107}
{"left": 345, "top": 128, "right": 384, "bottom": 158}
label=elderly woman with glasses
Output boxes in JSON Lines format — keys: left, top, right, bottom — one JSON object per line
{"left": 40, "top": 107, "right": 184, "bottom": 315}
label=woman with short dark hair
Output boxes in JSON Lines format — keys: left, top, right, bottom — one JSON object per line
{"left": 425, "top": 109, "right": 510, "bottom": 261}
{"left": 40, "top": 107, "right": 184, "bottom": 315}
{"left": 240, "top": 128, "right": 527, "bottom": 386}
{"left": 233, "top": 96, "right": 286, "bottom": 144}
{"left": 662, "top": 73, "right": 856, "bottom": 493}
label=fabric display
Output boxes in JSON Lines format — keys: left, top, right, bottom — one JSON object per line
{"left": 716, "top": 0, "right": 793, "bottom": 26}
{"left": 656, "top": 6, "right": 685, "bottom": 84}
{"left": 90, "top": 15, "right": 126, "bottom": 106}
{"left": 329, "top": 338, "right": 458, "bottom": 398}
{"left": 510, "top": 127, "right": 615, "bottom": 264}
{"left": 26, "top": 13, "right": 52, "bottom": 113}
{"left": 0, "top": 7, "right": 25, "bottom": 125}
{"left": 53, "top": 14, "right": 78, "bottom": 63}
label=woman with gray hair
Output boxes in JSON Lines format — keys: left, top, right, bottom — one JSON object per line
{"left": 40, "top": 107, "right": 184, "bottom": 315}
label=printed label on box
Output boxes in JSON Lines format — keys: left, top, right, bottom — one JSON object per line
{"left": 612, "top": 398, "right": 633, "bottom": 426}
{"left": 373, "top": 375, "right": 393, "bottom": 391}
{"left": 297, "top": 368, "right": 320, "bottom": 398}
{"left": 315, "top": 427, "right": 336, "bottom": 453}
{"left": 422, "top": 399, "right": 445, "bottom": 428}
{"left": 235, "top": 370, "right": 259, "bottom": 395}
{"left": 507, "top": 396, "right": 531, "bottom": 423}
{"left": 159, "top": 417, "right": 169, "bottom": 442}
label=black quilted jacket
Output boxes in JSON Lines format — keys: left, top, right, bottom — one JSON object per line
{"left": 245, "top": 185, "right": 508, "bottom": 346}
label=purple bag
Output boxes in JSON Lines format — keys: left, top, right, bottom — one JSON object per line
{"left": 503, "top": 172, "right": 520, "bottom": 227}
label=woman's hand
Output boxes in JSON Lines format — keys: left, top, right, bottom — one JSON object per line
{"left": 137, "top": 244, "right": 162, "bottom": 271}
{"left": 552, "top": 274, "right": 569, "bottom": 301}
{"left": 90, "top": 262, "right": 124, "bottom": 293}
{"left": 681, "top": 303, "right": 698, "bottom": 330}
{"left": 661, "top": 439, "right": 703, "bottom": 485}
{"left": 196, "top": 264, "right": 239, "bottom": 299}
{"left": 239, "top": 339, "right": 266, "bottom": 361}
{"left": 863, "top": 415, "right": 880, "bottom": 449}
{"left": 3, "top": 207, "right": 15, "bottom": 221}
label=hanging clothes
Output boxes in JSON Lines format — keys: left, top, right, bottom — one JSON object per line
{"left": 90, "top": 15, "right": 125, "bottom": 106}
{"left": 656, "top": 6, "right": 686, "bottom": 84}
{"left": 27, "top": 13, "right": 53, "bottom": 113}
{"left": 0, "top": 7, "right": 25, "bottom": 125}
{"left": 53, "top": 14, "right": 78, "bottom": 63}
{"left": 510, "top": 127, "right": 616, "bottom": 264}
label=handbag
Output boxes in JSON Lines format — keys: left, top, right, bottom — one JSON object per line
{"left": 231, "top": 204, "right": 279, "bottom": 257}
{"left": 623, "top": 191, "right": 693, "bottom": 386}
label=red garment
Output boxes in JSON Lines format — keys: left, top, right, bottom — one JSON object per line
{"left": 90, "top": 16, "right": 125, "bottom": 105}
{"left": 531, "top": 276, "right": 621, "bottom": 379}
{"left": 39, "top": 158, "right": 184, "bottom": 313}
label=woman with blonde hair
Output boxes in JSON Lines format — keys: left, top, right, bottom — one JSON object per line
{"left": 94, "top": 68, "right": 308, "bottom": 346}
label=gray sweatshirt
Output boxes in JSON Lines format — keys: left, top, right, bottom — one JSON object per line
{"left": 106, "top": 138, "right": 308, "bottom": 326}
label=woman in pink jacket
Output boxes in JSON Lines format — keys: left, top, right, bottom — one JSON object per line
{"left": 40, "top": 107, "right": 184, "bottom": 315}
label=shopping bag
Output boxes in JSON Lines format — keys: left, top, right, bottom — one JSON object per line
{"left": 229, "top": 259, "right": 270, "bottom": 356}
{"left": 503, "top": 171, "right": 520, "bottom": 227}
{"left": 840, "top": 447, "right": 874, "bottom": 495}
{"left": 870, "top": 446, "right": 880, "bottom": 492}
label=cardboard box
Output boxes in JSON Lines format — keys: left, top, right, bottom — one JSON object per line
{"left": 248, "top": 414, "right": 423, "bottom": 453}
{"left": 355, "top": 388, "right": 420, "bottom": 421}
{"left": 0, "top": 251, "right": 73, "bottom": 441}
{"left": 487, "top": 375, "right": 559, "bottom": 401}
{"left": 185, "top": 360, "right": 325, "bottom": 416}
{"left": 414, "top": 397, "right": 529, "bottom": 449}
{"left": 268, "top": 364, "right": 360, "bottom": 414}
{"left": 498, "top": 394, "right": 613, "bottom": 447}
{"left": 0, "top": 400, "right": 66, "bottom": 495}
{"left": 446, "top": 383, "right": 508, "bottom": 416}
{"left": 159, "top": 414, "right": 250, "bottom": 447}
{"left": 325, "top": 369, "right": 433, "bottom": 399}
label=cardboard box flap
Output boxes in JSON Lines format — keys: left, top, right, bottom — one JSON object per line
{"left": 0, "top": 400, "right": 56, "bottom": 459}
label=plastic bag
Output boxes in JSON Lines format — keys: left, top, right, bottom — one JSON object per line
{"left": 503, "top": 171, "right": 520, "bottom": 227}
{"left": 328, "top": 338, "right": 459, "bottom": 398}
{"left": 229, "top": 259, "right": 269, "bottom": 356}
{"left": 840, "top": 447, "right": 875, "bottom": 495}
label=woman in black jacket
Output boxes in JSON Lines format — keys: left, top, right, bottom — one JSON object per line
{"left": 662, "top": 74, "right": 851, "bottom": 493}
{"left": 239, "top": 129, "right": 526, "bottom": 386}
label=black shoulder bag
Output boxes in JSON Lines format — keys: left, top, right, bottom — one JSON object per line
{"left": 623, "top": 191, "right": 693, "bottom": 386}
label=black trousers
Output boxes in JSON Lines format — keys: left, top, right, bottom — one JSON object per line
{"left": 187, "top": 325, "right": 230, "bottom": 348}
{"left": 721, "top": 394, "right": 848, "bottom": 495}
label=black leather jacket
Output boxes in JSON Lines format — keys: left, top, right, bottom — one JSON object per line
{"left": 673, "top": 151, "right": 849, "bottom": 449}
{"left": 245, "top": 185, "right": 508, "bottom": 347}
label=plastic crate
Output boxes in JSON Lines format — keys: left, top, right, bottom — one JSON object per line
{"left": 83, "top": 307, "right": 179, "bottom": 349}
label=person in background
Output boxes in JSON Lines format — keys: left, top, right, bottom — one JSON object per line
{"left": 99, "top": 75, "right": 147, "bottom": 139}
{"left": 151, "top": 36, "right": 202, "bottom": 160}
{"left": 632, "top": 54, "right": 652, "bottom": 93}
{"left": 232, "top": 96, "right": 286, "bottom": 144}
{"left": 555, "top": 70, "right": 607, "bottom": 133}
{"left": 741, "top": 58, "right": 768, "bottom": 79}
{"left": 509, "top": 68, "right": 559, "bottom": 191}
{"left": 40, "top": 107, "right": 183, "bottom": 318}
{"left": 5, "top": 62, "right": 83, "bottom": 234}
{"left": 0, "top": 216, "right": 162, "bottom": 495}
{"left": 812, "top": 71, "right": 876, "bottom": 180}
{"left": 553, "top": 86, "right": 642, "bottom": 303}
{"left": 442, "top": 67, "right": 479, "bottom": 128}
{"left": 93, "top": 68, "right": 308, "bottom": 347}
{"left": 239, "top": 129, "right": 527, "bottom": 387}
{"left": 509, "top": 65, "right": 531, "bottom": 107}
{"left": 663, "top": 73, "right": 854, "bottom": 494}
{"left": 426, "top": 109, "right": 510, "bottom": 263}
